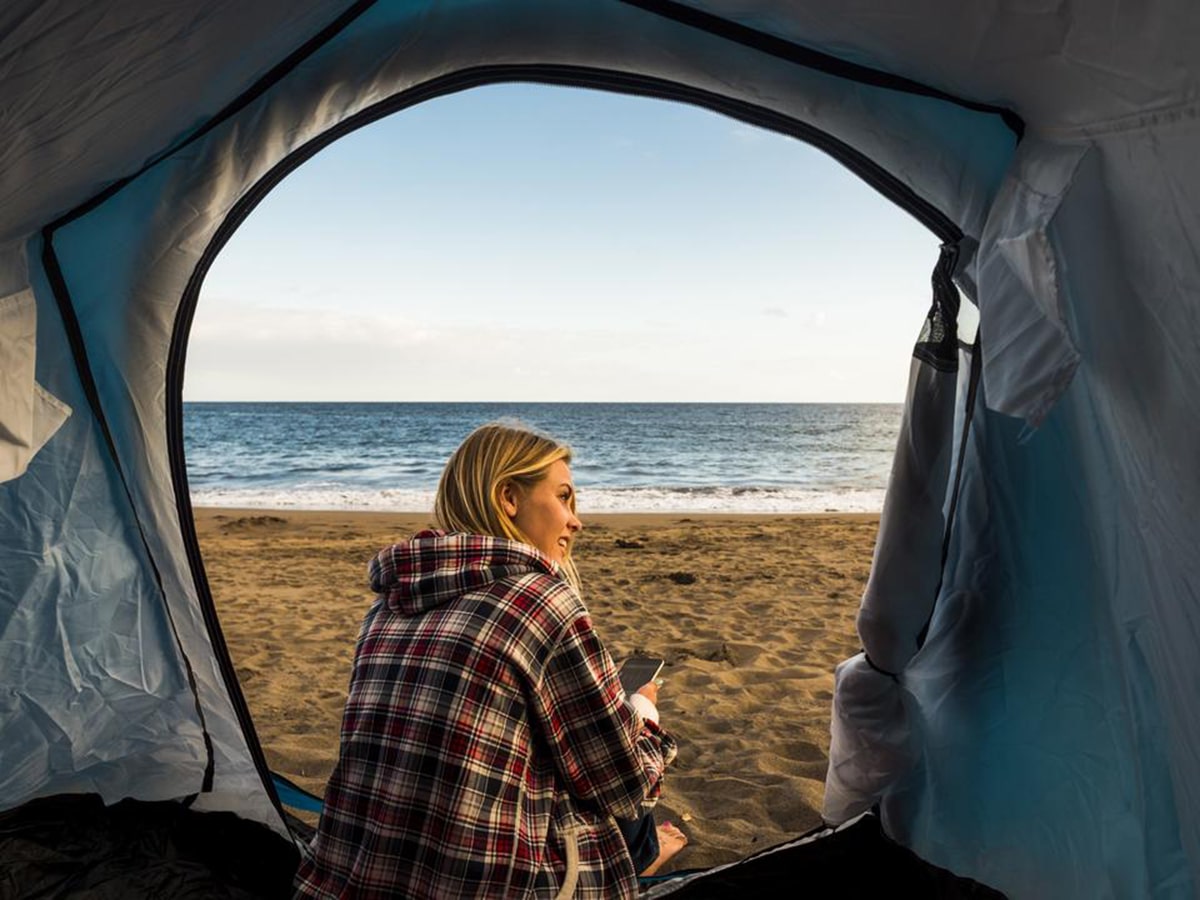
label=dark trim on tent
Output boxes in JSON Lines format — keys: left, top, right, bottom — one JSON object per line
{"left": 160, "top": 62, "right": 971, "bottom": 250}
{"left": 162, "top": 61, "right": 976, "bottom": 821}
{"left": 618, "top": 0, "right": 1026, "bottom": 140}
{"left": 41, "top": 1, "right": 1013, "bottom": 241}
{"left": 540, "top": 67, "right": 967, "bottom": 241}
{"left": 39, "top": 233, "right": 216, "bottom": 796}
{"left": 856, "top": 243, "right": 973, "bottom": 682}
{"left": 166, "top": 299, "right": 282, "bottom": 814}
{"left": 32, "top": 0, "right": 382, "bottom": 823}
{"left": 913, "top": 243, "right": 962, "bottom": 374}
{"left": 157, "top": 62, "right": 975, "bottom": 813}
{"left": 917, "top": 329, "right": 983, "bottom": 649}
{"left": 36, "top": 0, "right": 384, "bottom": 822}
{"left": 40, "top": 5, "right": 1012, "bottom": 821}
{"left": 640, "top": 811, "right": 1006, "bottom": 897}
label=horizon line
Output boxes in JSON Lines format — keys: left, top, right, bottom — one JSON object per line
{"left": 181, "top": 398, "right": 906, "bottom": 405}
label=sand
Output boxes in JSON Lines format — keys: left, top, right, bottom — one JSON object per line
{"left": 196, "top": 508, "right": 878, "bottom": 872}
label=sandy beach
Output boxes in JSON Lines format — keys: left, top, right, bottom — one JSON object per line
{"left": 197, "top": 508, "right": 878, "bottom": 872}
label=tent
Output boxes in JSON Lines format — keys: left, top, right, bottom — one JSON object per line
{"left": 2, "top": 2, "right": 1197, "bottom": 896}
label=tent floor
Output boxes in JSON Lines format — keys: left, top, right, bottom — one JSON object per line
{"left": 646, "top": 812, "right": 1006, "bottom": 898}
{"left": 0, "top": 795, "right": 1004, "bottom": 899}
{"left": 0, "top": 794, "right": 299, "bottom": 899}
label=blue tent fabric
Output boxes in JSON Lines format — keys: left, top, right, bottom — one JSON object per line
{"left": 2, "top": 3, "right": 1199, "bottom": 897}
{"left": 271, "top": 774, "right": 324, "bottom": 816}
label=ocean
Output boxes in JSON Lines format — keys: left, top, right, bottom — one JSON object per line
{"left": 183, "top": 402, "right": 902, "bottom": 513}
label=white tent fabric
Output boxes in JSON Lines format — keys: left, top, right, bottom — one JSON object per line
{"left": 0, "top": 290, "right": 71, "bottom": 483}
{"left": 825, "top": 246, "right": 969, "bottom": 824}
{"left": 1, "top": 3, "right": 1198, "bottom": 897}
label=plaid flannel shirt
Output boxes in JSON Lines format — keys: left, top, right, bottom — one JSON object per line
{"left": 294, "top": 531, "right": 677, "bottom": 899}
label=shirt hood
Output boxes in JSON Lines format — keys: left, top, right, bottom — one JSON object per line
{"left": 369, "top": 529, "right": 560, "bottom": 616}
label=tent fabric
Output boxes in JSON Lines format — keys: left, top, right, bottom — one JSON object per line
{"left": 823, "top": 247, "right": 970, "bottom": 824}
{"left": 7, "top": 0, "right": 1019, "bottom": 831}
{"left": 0, "top": 1, "right": 348, "bottom": 253}
{"left": 0, "top": 290, "right": 71, "bottom": 483}
{"left": 644, "top": 811, "right": 1005, "bottom": 899}
{"left": 1, "top": 2, "right": 1199, "bottom": 898}
{"left": 972, "top": 138, "right": 1087, "bottom": 425}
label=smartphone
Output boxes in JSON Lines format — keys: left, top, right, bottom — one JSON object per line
{"left": 618, "top": 655, "right": 665, "bottom": 696}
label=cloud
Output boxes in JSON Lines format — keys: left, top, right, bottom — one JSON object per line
{"left": 188, "top": 304, "right": 432, "bottom": 346}
{"left": 182, "top": 305, "right": 909, "bottom": 403}
{"left": 729, "top": 124, "right": 768, "bottom": 145}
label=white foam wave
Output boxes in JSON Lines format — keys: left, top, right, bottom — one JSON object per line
{"left": 190, "top": 485, "right": 885, "bottom": 514}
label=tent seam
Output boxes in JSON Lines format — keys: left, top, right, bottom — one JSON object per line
{"left": 38, "top": 230, "right": 217, "bottom": 795}
{"left": 616, "top": 0, "right": 1025, "bottom": 139}
{"left": 43, "top": 0, "right": 379, "bottom": 234}
{"left": 1033, "top": 96, "right": 1200, "bottom": 141}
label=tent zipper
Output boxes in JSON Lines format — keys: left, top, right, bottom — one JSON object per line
{"left": 618, "top": 0, "right": 1025, "bottom": 140}
{"left": 43, "top": 232, "right": 217, "bottom": 796}
{"left": 168, "top": 60, "right": 990, "bottom": 822}
{"left": 186, "top": 63, "right": 969, "bottom": 262}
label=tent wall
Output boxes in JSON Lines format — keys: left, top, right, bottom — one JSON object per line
{"left": 0, "top": 238, "right": 214, "bottom": 809}
{"left": 4, "top": 0, "right": 1017, "bottom": 824}
{"left": 0, "top": 1, "right": 347, "bottom": 249}
{"left": 878, "top": 112, "right": 1200, "bottom": 896}
{"left": 892, "top": 393, "right": 1190, "bottom": 897}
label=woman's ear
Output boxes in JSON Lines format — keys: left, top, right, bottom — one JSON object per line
{"left": 499, "top": 481, "right": 521, "bottom": 518}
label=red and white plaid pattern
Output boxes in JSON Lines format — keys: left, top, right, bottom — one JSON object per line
{"left": 294, "top": 531, "right": 676, "bottom": 899}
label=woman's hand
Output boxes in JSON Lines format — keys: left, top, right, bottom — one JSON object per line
{"left": 635, "top": 681, "right": 659, "bottom": 705}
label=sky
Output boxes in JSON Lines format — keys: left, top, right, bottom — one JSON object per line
{"left": 186, "top": 83, "right": 941, "bottom": 403}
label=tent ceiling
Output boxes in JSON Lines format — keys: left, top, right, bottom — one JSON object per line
{"left": 672, "top": 0, "right": 1200, "bottom": 130}
{"left": 0, "top": 0, "right": 342, "bottom": 246}
{"left": 2, "top": 1, "right": 1196, "bottom": 248}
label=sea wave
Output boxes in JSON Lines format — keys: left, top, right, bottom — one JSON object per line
{"left": 190, "top": 484, "right": 885, "bottom": 514}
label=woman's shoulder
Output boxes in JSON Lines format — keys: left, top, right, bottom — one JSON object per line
{"left": 488, "top": 569, "right": 602, "bottom": 688}
{"left": 491, "top": 567, "right": 587, "bottom": 631}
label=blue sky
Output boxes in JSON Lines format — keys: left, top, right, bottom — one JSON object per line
{"left": 187, "top": 83, "right": 940, "bottom": 402}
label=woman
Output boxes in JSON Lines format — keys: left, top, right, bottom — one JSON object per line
{"left": 294, "top": 422, "right": 683, "bottom": 899}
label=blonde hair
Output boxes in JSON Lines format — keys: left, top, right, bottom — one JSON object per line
{"left": 434, "top": 421, "right": 580, "bottom": 588}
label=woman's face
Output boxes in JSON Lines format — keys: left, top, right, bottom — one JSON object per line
{"left": 502, "top": 459, "right": 583, "bottom": 564}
